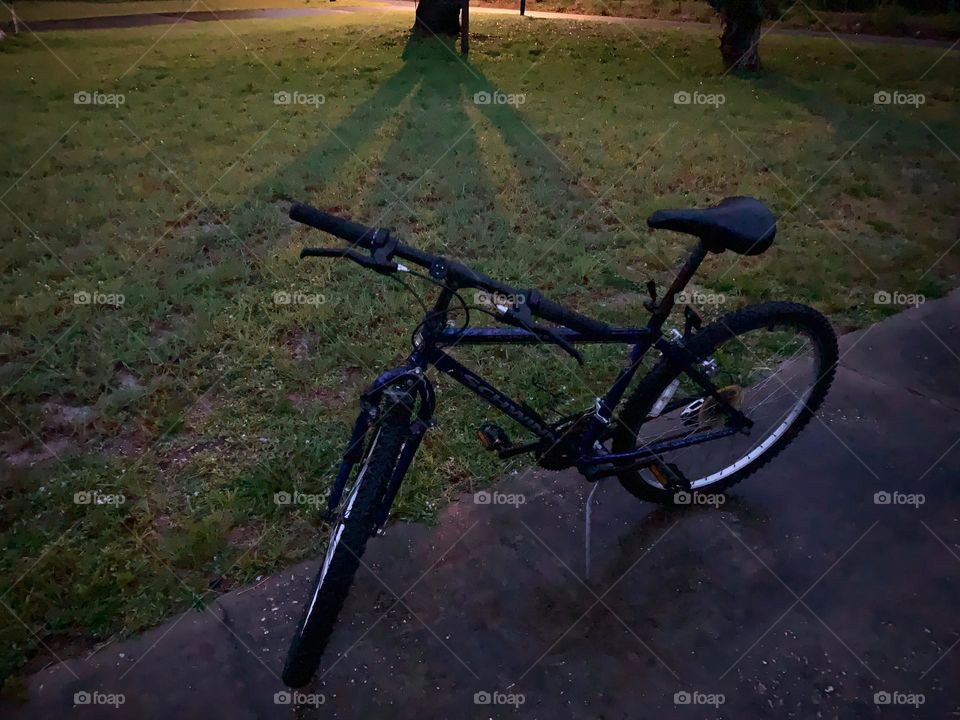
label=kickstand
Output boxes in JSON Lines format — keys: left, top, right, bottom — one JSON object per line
{"left": 584, "top": 480, "right": 604, "bottom": 581}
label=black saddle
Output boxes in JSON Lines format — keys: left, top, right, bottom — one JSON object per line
{"left": 647, "top": 196, "right": 776, "bottom": 256}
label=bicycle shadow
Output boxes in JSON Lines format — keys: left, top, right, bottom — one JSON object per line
{"left": 591, "top": 488, "right": 771, "bottom": 587}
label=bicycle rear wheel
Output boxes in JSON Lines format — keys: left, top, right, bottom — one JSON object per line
{"left": 613, "top": 302, "right": 838, "bottom": 503}
{"left": 282, "top": 395, "right": 411, "bottom": 688}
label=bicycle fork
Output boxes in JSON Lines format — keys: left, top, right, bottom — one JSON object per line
{"left": 325, "top": 369, "right": 436, "bottom": 532}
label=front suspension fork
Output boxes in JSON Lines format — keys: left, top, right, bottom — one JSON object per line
{"left": 371, "top": 418, "right": 430, "bottom": 531}
{"left": 325, "top": 404, "right": 375, "bottom": 518}
{"left": 326, "top": 369, "right": 435, "bottom": 525}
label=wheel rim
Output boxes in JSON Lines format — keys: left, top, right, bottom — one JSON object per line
{"left": 633, "top": 323, "right": 823, "bottom": 491}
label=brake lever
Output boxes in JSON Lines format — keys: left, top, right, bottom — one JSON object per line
{"left": 300, "top": 247, "right": 399, "bottom": 275}
{"left": 503, "top": 304, "right": 584, "bottom": 365}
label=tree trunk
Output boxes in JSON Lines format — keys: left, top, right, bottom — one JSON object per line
{"left": 414, "top": 0, "right": 462, "bottom": 36}
{"left": 719, "top": 11, "right": 762, "bottom": 71}
{"left": 720, "top": 14, "right": 763, "bottom": 72}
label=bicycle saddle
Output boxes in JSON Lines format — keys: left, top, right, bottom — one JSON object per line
{"left": 647, "top": 196, "right": 776, "bottom": 256}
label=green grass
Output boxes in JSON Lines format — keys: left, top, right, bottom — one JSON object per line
{"left": 0, "top": 13, "right": 958, "bottom": 683}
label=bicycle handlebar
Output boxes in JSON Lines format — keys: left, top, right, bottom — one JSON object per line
{"left": 290, "top": 204, "right": 378, "bottom": 248}
{"left": 290, "top": 202, "right": 611, "bottom": 335}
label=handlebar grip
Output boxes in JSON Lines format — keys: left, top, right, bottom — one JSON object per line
{"left": 528, "top": 292, "right": 612, "bottom": 334}
{"left": 290, "top": 203, "right": 377, "bottom": 248}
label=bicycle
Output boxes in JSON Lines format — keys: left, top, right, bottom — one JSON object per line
{"left": 281, "top": 196, "right": 838, "bottom": 688}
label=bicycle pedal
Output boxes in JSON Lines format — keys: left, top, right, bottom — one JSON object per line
{"left": 650, "top": 461, "right": 691, "bottom": 492}
{"left": 477, "top": 422, "right": 511, "bottom": 452}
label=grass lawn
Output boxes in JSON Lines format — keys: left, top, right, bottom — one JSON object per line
{"left": 1, "top": 12, "right": 958, "bottom": 684}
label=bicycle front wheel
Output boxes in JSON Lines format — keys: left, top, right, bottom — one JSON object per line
{"left": 282, "top": 396, "right": 410, "bottom": 688}
{"left": 613, "top": 302, "right": 838, "bottom": 503}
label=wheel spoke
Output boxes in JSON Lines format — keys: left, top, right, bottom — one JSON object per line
{"left": 626, "top": 318, "right": 826, "bottom": 492}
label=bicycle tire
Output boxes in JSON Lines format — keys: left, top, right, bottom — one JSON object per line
{"left": 282, "top": 397, "right": 410, "bottom": 688}
{"left": 613, "top": 301, "right": 838, "bottom": 503}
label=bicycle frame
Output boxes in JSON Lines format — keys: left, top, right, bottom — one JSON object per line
{"left": 325, "top": 240, "right": 749, "bottom": 526}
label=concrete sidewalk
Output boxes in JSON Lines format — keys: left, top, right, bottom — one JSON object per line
{"left": 5, "top": 291, "right": 960, "bottom": 719}
{"left": 9, "top": 1, "right": 960, "bottom": 50}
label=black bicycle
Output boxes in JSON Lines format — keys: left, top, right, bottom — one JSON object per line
{"left": 281, "top": 196, "right": 838, "bottom": 688}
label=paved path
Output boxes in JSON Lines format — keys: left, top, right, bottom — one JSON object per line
{"left": 10, "top": 0, "right": 960, "bottom": 50}
{"left": 4, "top": 291, "right": 959, "bottom": 718}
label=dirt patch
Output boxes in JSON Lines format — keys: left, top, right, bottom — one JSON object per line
{"left": 273, "top": 200, "right": 300, "bottom": 228}
{"left": 165, "top": 205, "right": 225, "bottom": 237}
{"left": 185, "top": 394, "right": 218, "bottom": 429}
{"left": 101, "top": 429, "right": 150, "bottom": 459}
{"left": 287, "top": 366, "right": 365, "bottom": 408}
{"left": 115, "top": 369, "right": 144, "bottom": 392}
{"left": 148, "top": 316, "right": 192, "bottom": 350}
{"left": 2, "top": 437, "right": 74, "bottom": 468}
{"left": 41, "top": 402, "right": 95, "bottom": 430}
{"left": 289, "top": 334, "right": 311, "bottom": 363}
{"left": 158, "top": 437, "right": 227, "bottom": 473}
{"left": 226, "top": 523, "right": 263, "bottom": 549}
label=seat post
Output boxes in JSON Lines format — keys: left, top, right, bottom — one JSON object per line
{"left": 652, "top": 240, "right": 708, "bottom": 323}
